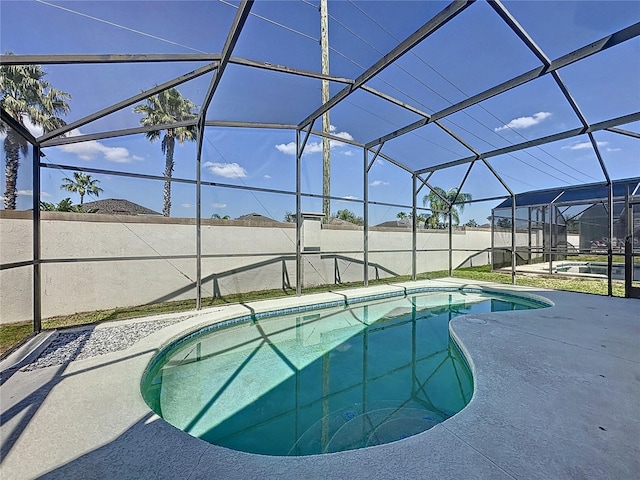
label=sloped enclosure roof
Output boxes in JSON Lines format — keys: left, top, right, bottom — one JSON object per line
{"left": 495, "top": 178, "right": 640, "bottom": 209}
{"left": 1, "top": 0, "right": 639, "bottom": 214}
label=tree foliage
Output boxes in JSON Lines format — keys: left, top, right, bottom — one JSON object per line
{"left": 397, "top": 211, "right": 428, "bottom": 225}
{"left": 40, "top": 197, "right": 97, "bottom": 213}
{"left": 566, "top": 219, "right": 580, "bottom": 235}
{"left": 422, "top": 187, "right": 472, "bottom": 229}
{"left": 1, "top": 53, "right": 71, "bottom": 209}
{"left": 334, "top": 209, "right": 364, "bottom": 225}
{"left": 60, "top": 172, "right": 103, "bottom": 205}
{"left": 134, "top": 88, "right": 198, "bottom": 217}
{"left": 464, "top": 219, "right": 479, "bottom": 227}
{"left": 495, "top": 218, "right": 512, "bottom": 229}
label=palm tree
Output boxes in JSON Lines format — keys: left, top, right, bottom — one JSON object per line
{"left": 133, "top": 88, "right": 198, "bottom": 217}
{"left": 40, "top": 198, "right": 74, "bottom": 212}
{"left": 40, "top": 197, "right": 96, "bottom": 213}
{"left": 60, "top": 172, "right": 103, "bottom": 205}
{"left": 423, "top": 187, "right": 472, "bottom": 229}
{"left": 464, "top": 219, "right": 479, "bottom": 227}
{"left": 1, "top": 54, "right": 71, "bottom": 209}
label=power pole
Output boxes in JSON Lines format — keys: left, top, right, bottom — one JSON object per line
{"left": 320, "top": 0, "right": 331, "bottom": 223}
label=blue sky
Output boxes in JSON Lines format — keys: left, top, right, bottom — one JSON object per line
{"left": 2, "top": 0, "right": 639, "bottom": 224}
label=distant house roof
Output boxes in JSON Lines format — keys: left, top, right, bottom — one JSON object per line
{"left": 235, "top": 213, "right": 280, "bottom": 223}
{"left": 374, "top": 220, "right": 412, "bottom": 228}
{"left": 328, "top": 217, "right": 359, "bottom": 226}
{"left": 81, "top": 199, "right": 161, "bottom": 215}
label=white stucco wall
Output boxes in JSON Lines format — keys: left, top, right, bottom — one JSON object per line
{"left": 0, "top": 213, "right": 493, "bottom": 324}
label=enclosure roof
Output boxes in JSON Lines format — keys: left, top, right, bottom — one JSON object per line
{"left": 1, "top": 0, "right": 639, "bottom": 205}
{"left": 494, "top": 178, "right": 640, "bottom": 209}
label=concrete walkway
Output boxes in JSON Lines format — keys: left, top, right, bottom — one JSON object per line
{"left": 1, "top": 279, "right": 638, "bottom": 479}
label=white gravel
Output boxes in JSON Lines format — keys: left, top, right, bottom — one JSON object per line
{"left": 22, "top": 317, "right": 188, "bottom": 371}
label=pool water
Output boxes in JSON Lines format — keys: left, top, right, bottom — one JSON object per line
{"left": 142, "top": 290, "right": 545, "bottom": 456}
{"left": 554, "top": 261, "right": 637, "bottom": 280}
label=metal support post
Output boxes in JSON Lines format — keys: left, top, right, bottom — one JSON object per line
{"left": 33, "top": 145, "right": 42, "bottom": 333}
{"left": 448, "top": 211, "right": 453, "bottom": 277}
{"left": 363, "top": 148, "right": 369, "bottom": 287}
{"left": 490, "top": 208, "right": 495, "bottom": 270}
{"left": 528, "top": 206, "right": 532, "bottom": 265}
{"left": 196, "top": 122, "right": 202, "bottom": 310}
{"left": 296, "top": 129, "right": 302, "bottom": 295}
{"left": 608, "top": 182, "right": 614, "bottom": 296}
{"left": 625, "top": 189, "right": 631, "bottom": 298}
{"left": 412, "top": 173, "right": 417, "bottom": 281}
{"left": 548, "top": 204, "right": 553, "bottom": 275}
{"left": 511, "top": 195, "right": 516, "bottom": 285}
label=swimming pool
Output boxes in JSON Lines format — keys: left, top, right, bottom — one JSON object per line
{"left": 554, "top": 261, "right": 638, "bottom": 280}
{"left": 142, "top": 288, "right": 548, "bottom": 456}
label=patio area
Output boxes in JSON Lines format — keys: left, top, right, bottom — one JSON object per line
{"left": 1, "top": 278, "right": 638, "bottom": 479}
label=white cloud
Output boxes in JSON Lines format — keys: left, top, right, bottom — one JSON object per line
{"left": 562, "top": 140, "right": 608, "bottom": 150}
{"left": 275, "top": 142, "right": 297, "bottom": 155}
{"left": 370, "top": 180, "right": 389, "bottom": 187}
{"left": 341, "top": 195, "right": 358, "bottom": 200}
{"left": 24, "top": 117, "right": 44, "bottom": 137}
{"left": 494, "top": 112, "right": 552, "bottom": 132}
{"left": 17, "top": 189, "right": 51, "bottom": 197}
{"left": 181, "top": 203, "right": 192, "bottom": 208}
{"left": 264, "top": 174, "right": 272, "bottom": 179}
{"left": 203, "top": 161, "right": 247, "bottom": 178}
{"left": 275, "top": 127, "right": 354, "bottom": 156}
{"left": 0, "top": 116, "right": 44, "bottom": 140}
{"left": 57, "top": 129, "right": 143, "bottom": 163}
{"left": 342, "top": 150, "right": 355, "bottom": 156}
{"left": 330, "top": 130, "right": 354, "bottom": 147}
{"left": 606, "top": 147, "right": 621, "bottom": 152}
{"left": 211, "top": 203, "right": 227, "bottom": 208}
{"left": 276, "top": 140, "right": 330, "bottom": 155}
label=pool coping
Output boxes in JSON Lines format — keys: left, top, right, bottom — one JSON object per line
{"left": 1, "top": 277, "right": 638, "bottom": 479}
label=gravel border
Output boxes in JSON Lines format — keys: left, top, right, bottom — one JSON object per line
{"left": 22, "top": 317, "right": 189, "bottom": 371}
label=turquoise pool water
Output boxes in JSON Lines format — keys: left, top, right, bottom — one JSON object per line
{"left": 142, "top": 289, "right": 546, "bottom": 456}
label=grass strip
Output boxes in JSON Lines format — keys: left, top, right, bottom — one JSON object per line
{"left": 0, "top": 266, "right": 626, "bottom": 356}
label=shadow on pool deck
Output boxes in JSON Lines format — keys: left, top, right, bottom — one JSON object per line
{"left": 0, "top": 340, "right": 155, "bottom": 464}
{"left": 0, "top": 327, "right": 96, "bottom": 459}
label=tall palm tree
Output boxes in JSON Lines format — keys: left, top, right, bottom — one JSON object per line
{"left": 1, "top": 54, "right": 71, "bottom": 209}
{"left": 60, "top": 171, "right": 103, "bottom": 205}
{"left": 133, "top": 88, "right": 198, "bottom": 217}
{"left": 423, "top": 187, "right": 472, "bottom": 229}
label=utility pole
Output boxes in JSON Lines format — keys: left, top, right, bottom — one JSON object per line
{"left": 320, "top": 0, "right": 331, "bottom": 223}
{"left": 320, "top": 2, "right": 331, "bottom": 444}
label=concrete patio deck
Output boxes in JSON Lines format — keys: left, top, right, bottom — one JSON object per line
{"left": 1, "top": 278, "right": 638, "bottom": 479}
